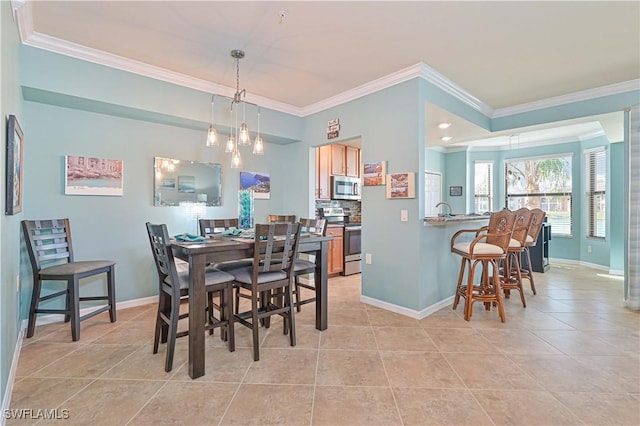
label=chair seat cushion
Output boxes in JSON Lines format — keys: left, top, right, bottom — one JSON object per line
{"left": 40, "top": 260, "right": 114, "bottom": 276}
{"left": 526, "top": 235, "right": 534, "bottom": 243}
{"left": 229, "top": 267, "right": 287, "bottom": 285}
{"left": 170, "top": 268, "right": 234, "bottom": 290}
{"left": 509, "top": 238, "right": 522, "bottom": 248}
{"left": 453, "top": 242, "right": 504, "bottom": 255}
{"left": 294, "top": 259, "right": 316, "bottom": 273}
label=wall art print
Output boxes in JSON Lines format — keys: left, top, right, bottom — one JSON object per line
{"left": 240, "top": 171, "right": 270, "bottom": 199}
{"left": 65, "top": 155, "right": 123, "bottom": 196}
{"left": 386, "top": 172, "right": 416, "bottom": 199}
{"left": 362, "top": 160, "right": 386, "bottom": 186}
{"left": 5, "top": 115, "right": 24, "bottom": 215}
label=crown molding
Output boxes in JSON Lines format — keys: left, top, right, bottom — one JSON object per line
{"left": 20, "top": 31, "right": 305, "bottom": 117}
{"left": 492, "top": 79, "right": 640, "bottom": 118}
{"left": 16, "top": 11, "right": 637, "bottom": 123}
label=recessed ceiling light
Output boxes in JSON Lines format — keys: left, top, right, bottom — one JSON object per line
{"left": 438, "top": 122, "right": 452, "bottom": 129}
{"left": 441, "top": 136, "right": 453, "bottom": 142}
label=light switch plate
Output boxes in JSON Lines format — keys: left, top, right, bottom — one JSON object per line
{"left": 400, "top": 210, "right": 408, "bottom": 222}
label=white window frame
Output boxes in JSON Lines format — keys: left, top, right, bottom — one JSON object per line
{"left": 474, "top": 161, "right": 493, "bottom": 213}
{"left": 585, "top": 147, "right": 606, "bottom": 240}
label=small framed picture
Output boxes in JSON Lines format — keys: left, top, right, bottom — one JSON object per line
{"left": 5, "top": 115, "right": 24, "bottom": 215}
{"left": 449, "top": 186, "right": 462, "bottom": 197}
{"left": 386, "top": 172, "right": 415, "bottom": 199}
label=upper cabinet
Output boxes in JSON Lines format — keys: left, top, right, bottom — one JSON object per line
{"left": 330, "top": 144, "right": 360, "bottom": 177}
{"left": 316, "top": 143, "right": 361, "bottom": 200}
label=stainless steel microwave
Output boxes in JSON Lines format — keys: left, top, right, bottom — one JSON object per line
{"left": 331, "top": 176, "right": 361, "bottom": 200}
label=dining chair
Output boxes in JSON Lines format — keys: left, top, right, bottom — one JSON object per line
{"left": 199, "top": 218, "right": 255, "bottom": 313}
{"left": 292, "top": 218, "right": 327, "bottom": 311}
{"left": 21, "top": 218, "right": 116, "bottom": 341}
{"left": 502, "top": 208, "right": 533, "bottom": 307}
{"left": 230, "top": 222, "right": 301, "bottom": 361}
{"left": 267, "top": 214, "right": 296, "bottom": 224}
{"left": 451, "top": 209, "right": 516, "bottom": 322}
{"left": 146, "top": 222, "right": 235, "bottom": 372}
{"left": 199, "top": 218, "right": 239, "bottom": 237}
{"left": 521, "top": 208, "right": 547, "bottom": 295}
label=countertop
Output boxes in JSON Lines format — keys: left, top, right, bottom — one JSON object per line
{"left": 424, "top": 214, "right": 491, "bottom": 226}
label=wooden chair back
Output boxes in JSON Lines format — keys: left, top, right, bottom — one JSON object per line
{"left": 145, "top": 222, "right": 181, "bottom": 298}
{"left": 299, "top": 218, "right": 327, "bottom": 236}
{"left": 512, "top": 208, "right": 534, "bottom": 245}
{"left": 22, "top": 218, "right": 75, "bottom": 272}
{"left": 199, "top": 218, "right": 239, "bottom": 237}
{"left": 251, "top": 223, "right": 301, "bottom": 278}
{"left": 527, "top": 208, "right": 547, "bottom": 245}
{"left": 267, "top": 214, "right": 296, "bottom": 224}
{"left": 485, "top": 209, "right": 516, "bottom": 252}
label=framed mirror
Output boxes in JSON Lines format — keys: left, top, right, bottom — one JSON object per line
{"left": 153, "top": 157, "right": 222, "bottom": 206}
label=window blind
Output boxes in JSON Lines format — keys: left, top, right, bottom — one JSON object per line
{"left": 586, "top": 148, "right": 606, "bottom": 239}
{"left": 474, "top": 161, "right": 493, "bottom": 213}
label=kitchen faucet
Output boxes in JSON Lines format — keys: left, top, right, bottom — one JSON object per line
{"left": 435, "top": 202, "right": 452, "bottom": 217}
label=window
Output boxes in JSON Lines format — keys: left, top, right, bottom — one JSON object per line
{"left": 474, "top": 161, "right": 493, "bottom": 212}
{"left": 505, "top": 154, "right": 573, "bottom": 237}
{"left": 586, "top": 147, "right": 606, "bottom": 239}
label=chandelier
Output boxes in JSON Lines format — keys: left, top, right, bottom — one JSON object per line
{"left": 206, "top": 49, "right": 264, "bottom": 168}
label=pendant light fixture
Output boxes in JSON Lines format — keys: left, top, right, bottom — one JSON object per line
{"left": 205, "top": 49, "right": 265, "bottom": 167}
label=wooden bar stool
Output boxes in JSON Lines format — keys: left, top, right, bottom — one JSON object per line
{"left": 502, "top": 208, "right": 533, "bottom": 307}
{"left": 521, "top": 208, "right": 547, "bottom": 295}
{"left": 451, "top": 209, "right": 516, "bottom": 322}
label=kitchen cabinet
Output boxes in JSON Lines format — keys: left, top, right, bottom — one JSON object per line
{"left": 345, "top": 146, "right": 360, "bottom": 177}
{"left": 528, "top": 222, "right": 551, "bottom": 272}
{"left": 316, "top": 145, "right": 332, "bottom": 199}
{"left": 326, "top": 226, "right": 344, "bottom": 275}
{"left": 330, "top": 144, "right": 360, "bottom": 177}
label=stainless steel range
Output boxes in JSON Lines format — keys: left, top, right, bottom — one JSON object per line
{"left": 319, "top": 207, "right": 362, "bottom": 276}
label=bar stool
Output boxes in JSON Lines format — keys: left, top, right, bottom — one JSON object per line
{"left": 502, "top": 208, "right": 533, "bottom": 307}
{"left": 521, "top": 208, "right": 547, "bottom": 295}
{"left": 451, "top": 209, "right": 516, "bottom": 322}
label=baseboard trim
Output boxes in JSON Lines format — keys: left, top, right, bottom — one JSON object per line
{"left": 549, "top": 258, "right": 609, "bottom": 272}
{"left": 1, "top": 328, "right": 25, "bottom": 426}
{"left": 359, "top": 295, "right": 455, "bottom": 320}
{"left": 29, "top": 295, "right": 158, "bottom": 326}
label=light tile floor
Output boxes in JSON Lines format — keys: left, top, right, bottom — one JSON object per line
{"left": 8, "top": 262, "right": 640, "bottom": 425}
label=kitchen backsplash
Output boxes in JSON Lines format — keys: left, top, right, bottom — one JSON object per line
{"left": 315, "top": 200, "right": 361, "bottom": 223}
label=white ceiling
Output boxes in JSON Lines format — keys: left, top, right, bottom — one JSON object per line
{"left": 14, "top": 1, "right": 640, "bottom": 146}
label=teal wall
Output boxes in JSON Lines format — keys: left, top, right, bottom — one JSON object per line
{"left": 1, "top": 1, "right": 24, "bottom": 407}
{"left": 1, "top": 29, "right": 637, "bottom": 404}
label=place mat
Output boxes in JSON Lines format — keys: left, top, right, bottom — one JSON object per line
{"left": 174, "top": 233, "right": 205, "bottom": 242}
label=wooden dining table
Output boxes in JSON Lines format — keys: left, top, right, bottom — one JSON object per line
{"left": 172, "top": 233, "right": 333, "bottom": 379}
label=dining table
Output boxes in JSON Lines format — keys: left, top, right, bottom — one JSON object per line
{"left": 171, "top": 232, "right": 333, "bottom": 379}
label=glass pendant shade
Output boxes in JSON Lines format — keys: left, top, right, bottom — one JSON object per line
{"left": 206, "top": 125, "right": 218, "bottom": 147}
{"left": 239, "top": 122, "right": 250, "bottom": 146}
{"left": 225, "top": 134, "right": 236, "bottom": 153}
{"left": 230, "top": 149, "right": 242, "bottom": 169}
{"left": 253, "top": 135, "right": 264, "bottom": 155}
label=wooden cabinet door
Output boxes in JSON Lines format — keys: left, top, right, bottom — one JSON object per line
{"left": 326, "top": 227, "right": 344, "bottom": 274}
{"left": 345, "top": 146, "right": 359, "bottom": 177}
{"left": 331, "top": 144, "right": 346, "bottom": 175}
{"left": 316, "top": 145, "right": 331, "bottom": 199}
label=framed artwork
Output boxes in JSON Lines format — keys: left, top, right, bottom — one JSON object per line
{"left": 449, "top": 185, "right": 463, "bottom": 196}
{"left": 5, "top": 115, "right": 24, "bottom": 215}
{"left": 386, "top": 172, "right": 416, "bottom": 199}
{"left": 240, "top": 171, "right": 270, "bottom": 199}
{"left": 65, "top": 155, "right": 123, "bottom": 196}
{"left": 178, "top": 175, "right": 195, "bottom": 193}
{"left": 362, "top": 161, "right": 386, "bottom": 186}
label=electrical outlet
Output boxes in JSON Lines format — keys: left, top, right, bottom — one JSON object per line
{"left": 365, "top": 253, "right": 372, "bottom": 264}
{"left": 587, "top": 245, "right": 592, "bottom": 254}
{"left": 400, "top": 209, "right": 408, "bottom": 222}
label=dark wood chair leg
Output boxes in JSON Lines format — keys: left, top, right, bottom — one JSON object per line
{"left": 224, "top": 287, "right": 235, "bottom": 351}
{"left": 165, "top": 296, "right": 181, "bottom": 372}
{"left": 27, "top": 278, "right": 42, "bottom": 338}
{"left": 69, "top": 278, "right": 81, "bottom": 342}
{"left": 251, "top": 295, "right": 260, "bottom": 361}
{"left": 286, "top": 283, "right": 296, "bottom": 347}
{"left": 153, "top": 291, "right": 167, "bottom": 354}
{"left": 107, "top": 266, "right": 116, "bottom": 322}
